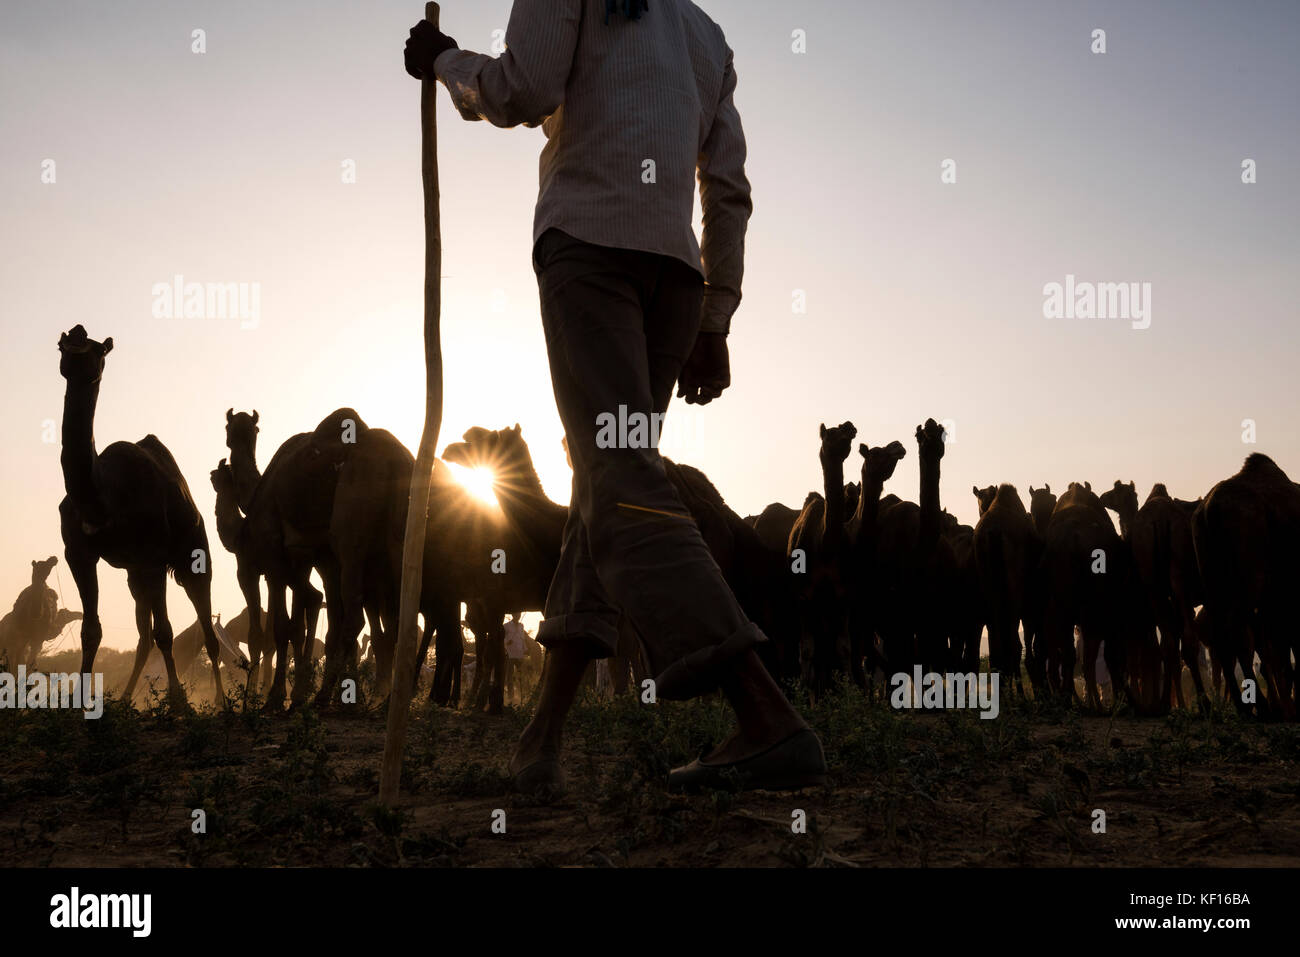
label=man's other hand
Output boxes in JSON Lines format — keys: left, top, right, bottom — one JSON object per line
{"left": 405, "top": 20, "right": 458, "bottom": 80}
{"left": 677, "top": 332, "right": 730, "bottom": 405}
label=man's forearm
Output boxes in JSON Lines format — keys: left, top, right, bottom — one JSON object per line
{"left": 432, "top": 0, "right": 581, "bottom": 129}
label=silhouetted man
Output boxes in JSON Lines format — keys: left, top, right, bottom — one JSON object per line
{"left": 405, "top": 0, "right": 825, "bottom": 793}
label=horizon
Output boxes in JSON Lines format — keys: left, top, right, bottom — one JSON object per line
{"left": 2, "top": 0, "right": 1297, "bottom": 651}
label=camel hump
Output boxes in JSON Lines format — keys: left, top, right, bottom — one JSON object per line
{"left": 1241, "top": 452, "right": 1291, "bottom": 484}
{"left": 992, "top": 484, "right": 1025, "bottom": 511}
{"left": 137, "top": 434, "right": 202, "bottom": 526}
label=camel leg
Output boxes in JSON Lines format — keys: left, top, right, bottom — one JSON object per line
{"left": 314, "top": 569, "right": 360, "bottom": 710}
{"left": 180, "top": 575, "right": 227, "bottom": 708}
{"left": 122, "top": 571, "right": 155, "bottom": 706}
{"left": 294, "top": 570, "right": 333, "bottom": 707}
{"left": 138, "top": 570, "right": 185, "bottom": 709}
{"left": 368, "top": 599, "right": 394, "bottom": 704}
{"left": 484, "top": 615, "right": 506, "bottom": 716}
{"left": 1157, "top": 610, "right": 1185, "bottom": 711}
{"left": 415, "top": 614, "right": 434, "bottom": 695}
{"left": 236, "top": 565, "right": 263, "bottom": 695}
{"left": 1080, "top": 629, "right": 1101, "bottom": 711}
{"left": 430, "top": 600, "right": 462, "bottom": 707}
{"left": 1255, "top": 608, "right": 1294, "bottom": 721}
{"left": 264, "top": 580, "right": 292, "bottom": 711}
{"left": 65, "top": 543, "right": 102, "bottom": 679}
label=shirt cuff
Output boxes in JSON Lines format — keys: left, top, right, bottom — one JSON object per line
{"left": 432, "top": 47, "right": 462, "bottom": 80}
{"left": 699, "top": 291, "right": 739, "bottom": 335}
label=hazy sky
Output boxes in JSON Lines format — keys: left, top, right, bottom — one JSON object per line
{"left": 2, "top": 0, "right": 1297, "bottom": 652}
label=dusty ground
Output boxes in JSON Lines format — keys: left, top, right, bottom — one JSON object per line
{"left": 2, "top": 654, "right": 1298, "bottom": 868}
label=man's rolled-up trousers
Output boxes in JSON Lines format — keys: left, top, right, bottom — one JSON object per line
{"left": 532, "top": 227, "right": 766, "bottom": 700}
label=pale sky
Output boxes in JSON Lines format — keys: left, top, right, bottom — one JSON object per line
{"left": 1, "top": 0, "right": 1297, "bottom": 651}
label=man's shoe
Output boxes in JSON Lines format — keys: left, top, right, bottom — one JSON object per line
{"left": 667, "top": 728, "right": 827, "bottom": 793}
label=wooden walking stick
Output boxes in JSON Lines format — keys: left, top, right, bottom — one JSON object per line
{"left": 381, "top": 0, "right": 443, "bottom": 805}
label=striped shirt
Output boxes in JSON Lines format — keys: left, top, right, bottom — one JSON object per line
{"left": 433, "top": 0, "right": 752, "bottom": 334}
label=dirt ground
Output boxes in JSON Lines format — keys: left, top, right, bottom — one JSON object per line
{"left": 3, "top": 652, "right": 1298, "bottom": 869}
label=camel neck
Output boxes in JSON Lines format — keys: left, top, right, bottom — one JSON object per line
{"left": 212, "top": 487, "right": 244, "bottom": 552}
{"left": 918, "top": 453, "right": 942, "bottom": 552}
{"left": 60, "top": 377, "right": 101, "bottom": 512}
{"left": 851, "top": 472, "right": 887, "bottom": 550}
{"left": 228, "top": 441, "right": 260, "bottom": 511}
{"left": 495, "top": 455, "right": 550, "bottom": 515}
{"left": 1114, "top": 507, "right": 1135, "bottom": 540}
{"left": 821, "top": 455, "right": 846, "bottom": 546}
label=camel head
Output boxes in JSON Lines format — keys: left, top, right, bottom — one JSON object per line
{"left": 30, "top": 556, "right": 57, "bottom": 586}
{"left": 973, "top": 485, "right": 998, "bottom": 516}
{"left": 443, "top": 424, "right": 530, "bottom": 485}
{"left": 818, "top": 422, "right": 857, "bottom": 466}
{"left": 210, "top": 458, "right": 237, "bottom": 497}
{"left": 225, "top": 408, "right": 260, "bottom": 453}
{"left": 915, "top": 418, "right": 946, "bottom": 462}
{"left": 57, "top": 325, "right": 113, "bottom": 384}
{"left": 859, "top": 440, "right": 906, "bottom": 486}
{"left": 1098, "top": 479, "right": 1138, "bottom": 517}
{"left": 1028, "top": 484, "right": 1057, "bottom": 526}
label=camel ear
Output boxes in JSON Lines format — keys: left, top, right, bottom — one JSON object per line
{"left": 252, "top": 410, "right": 259, "bottom": 425}
{"left": 1084, "top": 481, "right": 1092, "bottom": 492}
{"left": 102, "top": 337, "right": 113, "bottom": 354}
{"left": 513, "top": 423, "right": 521, "bottom": 435}
{"left": 1045, "top": 484, "right": 1051, "bottom": 494}
{"left": 819, "top": 424, "right": 827, "bottom": 438}
{"left": 31, "top": 560, "right": 36, "bottom": 567}
{"left": 859, "top": 443, "right": 868, "bottom": 457}
{"left": 226, "top": 408, "right": 234, "bottom": 423}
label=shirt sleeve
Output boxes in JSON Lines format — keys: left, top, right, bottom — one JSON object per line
{"left": 433, "top": 0, "right": 582, "bottom": 129}
{"left": 696, "top": 46, "right": 753, "bottom": 335}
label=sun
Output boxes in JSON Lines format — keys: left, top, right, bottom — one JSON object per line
{"left": 446, "top": 462, "right": 500, "bottom": 507}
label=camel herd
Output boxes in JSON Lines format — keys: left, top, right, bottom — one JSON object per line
{"left": 759, "top": 417, "right": 1299, "bottom": 721}
{"left": 24, "top": 325, "right": 1299, "bottom": 723}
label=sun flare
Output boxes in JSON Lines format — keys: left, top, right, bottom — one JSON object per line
{"left": 446, "top": 462, "right": 500, "bottom": 507}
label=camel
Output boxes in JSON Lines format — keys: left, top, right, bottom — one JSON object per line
{"left": 0, "top": 558, "right": 83, "bottom": 669}
{"left": 311, "top": 424, "right": 557, "bottom": 712}
{"left": 1038, "top": 482, "right": 1136, "bottom": 710}
{"left": 221, "top": 408, "right": 355, "bottom": 710}
{"left": 222, "top": 410, "right": 329, "bottom": 706}
{"left": 1099, "top": 480, "right": 1205, "bottom": 711}
{"left": 224, "top": 409, "right": 261, "bottom": 509}
{"left": 843, "top": 440, "right": 908, "bottom": 689}
{"left": 1192, "top": 454, "right": 1300, "bottom": 719}
{"left": 940, "top": 511, "right": 984, "bottom": 676}
{"left": 1028, "top": 485, "right": 1056, "bottom": 538}
{"left": 748, "top": 502, "right": 801, "bottom": 555}
{"left": 57, "top": 325, "right": 227, "bottom": 709}
{"left": 210, "top": 458, "right": 318, "bottom": 696}
{"left": 788, "top": 423, "right": 858, "bottom": 692}
{"left": 864, "top": 420, "right": 950, "bottom": 678}
{"left": 973, "top": 485, "right": 1038, "bottom": 692}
